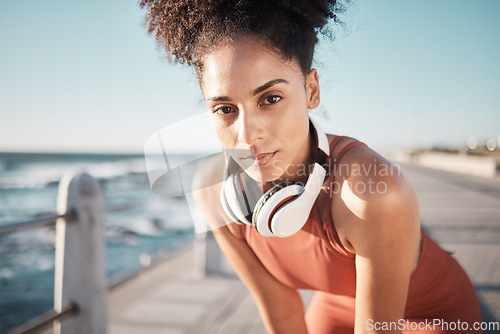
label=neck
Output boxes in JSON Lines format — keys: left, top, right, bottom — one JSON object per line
{"left": 265, "top": 126, "right": 315, "bottom": 190}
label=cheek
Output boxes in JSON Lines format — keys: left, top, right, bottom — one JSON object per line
{"left": 281, "top": 110, "right": 309, "bottom": 140}
{"left": 211, "top": 120, "right": 237, "bottom": 148}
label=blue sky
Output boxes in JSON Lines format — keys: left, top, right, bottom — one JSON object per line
{"left": 0, "top": 0, "right": 499, "bottom": 154}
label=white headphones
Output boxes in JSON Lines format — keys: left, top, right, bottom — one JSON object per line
{"left": 219, "top": 117, "right": 329, "bottom": 237}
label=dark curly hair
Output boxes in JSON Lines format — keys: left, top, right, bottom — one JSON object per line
{"left": 140, "top": 0, "right": 345, "bottom": 77}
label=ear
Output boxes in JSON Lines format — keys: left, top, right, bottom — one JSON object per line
{"left": 306, "top": 68, "right": 320, "bottom": 109}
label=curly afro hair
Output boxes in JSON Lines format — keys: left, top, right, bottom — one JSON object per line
{"left": 140, "top": 0, "right": 345, "bottom": 77}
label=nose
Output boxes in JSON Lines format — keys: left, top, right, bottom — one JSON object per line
{"left": 237, "top": 109, "right": 263, "bottom": 149}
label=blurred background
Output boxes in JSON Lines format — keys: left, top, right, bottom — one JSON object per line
{"left": 1, "top": 0, "right": 499, "bottom": 154}
{"left": 1, "top": 0, "right": 499, "bottom": 332}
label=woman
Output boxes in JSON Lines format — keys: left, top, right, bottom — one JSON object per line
{"left": 140, "top": 1, "right": 482, "bottom": 333}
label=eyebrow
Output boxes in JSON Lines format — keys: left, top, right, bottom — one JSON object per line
{"left": 206, "top": 96, "right": 231, "bottom": 102}
{"left": 206, "top": 78, "right": 289, "bottom": 102}
{"left": 252, "top": 79, "right": 288, "bottom": 96}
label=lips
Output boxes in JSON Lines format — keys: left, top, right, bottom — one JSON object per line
{"left": 251, "top": 152, "right": 276, "bottom": 167}
{"left": 236, "top": 149, "right": 277, "bottom": 169}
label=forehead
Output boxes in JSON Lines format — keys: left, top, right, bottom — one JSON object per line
{"left": 200, "top": 37, "right": 304, "bottom": 95}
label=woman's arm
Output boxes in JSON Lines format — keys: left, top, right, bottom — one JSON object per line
{"left": 333, "top": 147, "right": 421, "bottom": 334}
{"left": 192, "top": 156, "right": 308, "bottom": 334}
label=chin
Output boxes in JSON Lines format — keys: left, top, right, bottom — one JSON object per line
{"left": 232, "top": 153, "right": 288, "bottom": 185}
{"left": 244, "top": 165, "right": 285, "bottom": 185}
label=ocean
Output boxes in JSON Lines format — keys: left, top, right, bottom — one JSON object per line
{"left": 0, "top": 152, "right": 198, "bottom": 333}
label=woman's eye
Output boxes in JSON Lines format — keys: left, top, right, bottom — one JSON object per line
{"left": 213, "top": 106, "right": 235, "bottom": 115}
{"left": 261, "top": 94, "right": 283, "bottom": 106}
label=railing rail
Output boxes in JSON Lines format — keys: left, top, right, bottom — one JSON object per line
{"left": 0, "top": 212, "right": 75, "bottom": 237}
{"left": 8, "top": 302, "right": 78, "bottom": 334}
{"left": 106, "top": 241, "right": 191, "bottom": 291}
{"left": 104, "top": 199, "right": 157, "bottom": 213}
{"left": 0, "top": 199, "right": 159, "bottom": 238}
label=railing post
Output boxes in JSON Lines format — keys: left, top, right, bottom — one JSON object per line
{"left": 54, "top": 171, "right": 108, "bottom": 334}
{"left": 196, "top": 230, "right": 235, "bottom": 278}
{"left": 187, "top": 191, "right": 228, "bottom": 278}
{"left": 203, "top": 231, "right": 223, "bottom": 276}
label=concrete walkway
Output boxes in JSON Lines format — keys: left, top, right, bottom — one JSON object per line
{"left": 398, "top": 163, "right": 500, "bottom": 323}
{"left": 108, "top": 163, "right": 500, "bottom": 333}
{"left": 108, "top": 245, "right": 266, "bottom": 334}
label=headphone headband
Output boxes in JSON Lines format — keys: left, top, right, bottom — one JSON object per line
{"left": 311, "top": 116, "right": 329, "bottom": 160}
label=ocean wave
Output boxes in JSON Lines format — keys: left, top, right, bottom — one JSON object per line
{"left": 0, "top": 227, "right": 55, "bottom": 253}
{"left": 0, "top": 157, "right": 148, "bottom": 190}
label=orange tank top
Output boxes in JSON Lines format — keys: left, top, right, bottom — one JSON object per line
{"left": 239, "top": 136, "right": 482, "bottom": 324}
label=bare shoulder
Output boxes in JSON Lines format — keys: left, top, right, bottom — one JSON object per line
{"left": 329, "top": 141, "right": 420, "bottom": 254}
{"left": 334, "top": 142, "right": 413, "bottom": 201}
{"left": 191, "top": 153, "right": 243, "bottom": 238}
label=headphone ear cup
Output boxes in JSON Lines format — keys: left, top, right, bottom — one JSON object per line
{"left": 253, "top": 182, "right": 304, "bottom": 237}
{"left": 221, "top": 172, "right": 264, "bottom": 225}
{"left": 219, "top": 177, "right": 242, "bottom": 224}
{"left": 222, "top": 173, "right": 253, "bottom": 225}
{"left": 272, "top": 162, "right": 327, "bottom": 237}
{"left": 252, "top": 182, "right": 292, "bottom": 225}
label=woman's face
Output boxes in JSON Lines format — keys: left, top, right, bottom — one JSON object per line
{"left": 200, "top": 36, "right": 320, "bottom": 184}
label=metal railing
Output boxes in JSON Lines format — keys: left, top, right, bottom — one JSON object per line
{"left": 1, "top": 169, "right": 225, "bottom": 334}
{"left": 0, "top": 212, "right": 75, "bottom": 236}
{"left": 1, "top": 171, "right": 168, "bottom": 334}
{"left": 8, "top": 302, "right": 78, "bottom": 334}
